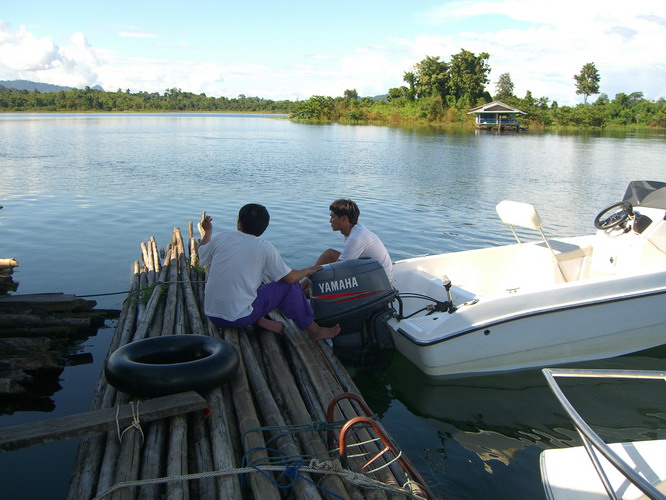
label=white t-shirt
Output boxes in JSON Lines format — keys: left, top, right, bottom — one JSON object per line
{"left": 198, "top": 231, "right": 291, "bottom": 321}
{"left": 340, "top": 223, "right": 393, "bottom": 281}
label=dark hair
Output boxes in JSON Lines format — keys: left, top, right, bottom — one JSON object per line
{"left": 238, "top": 203, "right": 270, "bottom": 236}
{"left": 329, "top": 199, "right": 360, "bottom": 225}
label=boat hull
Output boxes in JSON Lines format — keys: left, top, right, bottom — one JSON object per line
{"left": 390, "top": 288, "right": 666, "bottom": 376}
{"left": 383, "top": 184, "right": 666, "bottom": 376}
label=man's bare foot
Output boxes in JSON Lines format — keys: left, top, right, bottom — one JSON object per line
{"left": 257, "top": 317, "right": 285, "bottom": 334}
{"left": 307, "top": 322, "right": 341, "bottom": 340}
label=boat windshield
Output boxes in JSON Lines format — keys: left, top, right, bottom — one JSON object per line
{"left": 623, "top": 180, "right": 666, "bottom": 209}
{"left": 542, "top": 368, "right": 666, "bottom": 500}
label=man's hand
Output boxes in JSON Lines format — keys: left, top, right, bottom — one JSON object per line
{"left": 303, "top": 265, "right": 323, "bottom": 277}
{"left": 199, "top": 213, "right": 213, "bottom": 246}
{"left": 201, "top": 214, "right": 213, "bottom": 233}
{"left": 280, "top": 265, "right": 323, "bottom": 284}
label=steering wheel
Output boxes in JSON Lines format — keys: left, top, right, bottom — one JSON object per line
{"left": 594, "top": 201, "right": 634, "bottom": 230}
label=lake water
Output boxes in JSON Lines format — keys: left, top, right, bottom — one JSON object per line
{"left": 1, "top": 113, "right": 666, "bottom": 499}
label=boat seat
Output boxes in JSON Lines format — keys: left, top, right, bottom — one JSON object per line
{"left": 648, "top": 220, "right": 666, "bottom": 254}
{"left": 553, "top": 246, "right": 593, "bottom": 282}
{"left": 497, "top": 200, "right": 574, "bottom": 283}
{"left": 496, "top": 200, "right": 557, "bottom": 253}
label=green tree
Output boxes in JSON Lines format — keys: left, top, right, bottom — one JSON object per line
{"left": 291, "top": 95, "right": 337, "bottom": 121}
{"left": 402, "top": 71, "right": 416, "bottom": 101}
{"left": 574, "top": 62, "right": 601, "bottom": 104}
{"left": 494, "top": 72, "right": 514, "bottom": 101}
{"left": 412, "top": 55, "right": 449, "bottom": 100}
{"left": 343, "top": 89, "right": 359, "bottom": 101}
{"left": 446, "top": 49, "right": 491, "bottom": 103}
{"left": 387, "top": 86, "right": 410, "bottom": 101}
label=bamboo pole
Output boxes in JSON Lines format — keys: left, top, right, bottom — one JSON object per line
{"left": 116, "top": 240, "right": 165, "bottom": 500}
{"left": 99, "top": 262, "right": 151, "bottom": 498}
{"left": 161, "top": 247, "right": 179, "bottom": 336}
{"left": 138, "top": 243, "right": 178, "bottom": 499}
{"left": 257, "top": 332, "right": 354, "bottom": 499}
{"left": 137, "top": 421, "right": 166, "bottom": 500}
{"left": 174, "top": 234, "right": 205, "bottom": 335}
{"left": 141, "top": 242, "right": 154, "bottom": 286}
{"left": 204, "top": 386, "right": 243, "bottom": 498}
{"left": 137, "top": 267, "right": 148, "bottom": 326}
{"left": 66, "top": 264, "right": 141, "bottom": 500}
{"left": 110, "top": 409, "right": 144, "bottom": 500}
{"left": 189, "top": 411, "right": 217, "bottom": 500}
{"left": 102, "top": 262, "right": 159, "bottom": 500}
{"left": 224, "top": 328, "right": 281, "bottom": 500}
{"left": 172, "top": 230, "right": 188, "bottom": 337}
{"left": 207, "top": 325, "right": 243, "bottom": 498}
{"left": 95, "top": 392, "right": 129, "bottom": 496}
{"left": 175, "top": 280, "right": 187, "bottom": 335}
{"left": 166, "top": 414, "right": 189, "bottom": 500}
{"left": 319, "top": 343, "right": 424, "bottom": 497}
{"left": 280, "top": 320, "right": 399, "bottom": 498}
{"left": 187, "top": 221, "right": 194, "bottom": 265}
{"left": 197, "top": 268, "right": 207, "bottom": 327}
{"left": 133, "top": 278, "right": 167, "bottom": 341}
{"left": 241, "top": 332, "right": 322, "bottom": 500}
{"left": 189, "top": 235, "right": 197, "bottom": 268}
{"left": 286, "top": 346, "right": 392, "bottom": 500}
{"left": 174, "top": 244, "right": 219, "bottom": 500}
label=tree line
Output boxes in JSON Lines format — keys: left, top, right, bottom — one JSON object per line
{"left": 0, "top": 86, "right": 297, "bottom": 113}
{"left": 2, "top": 51, "right": 666, "bottom": 128}
{"left": 291, "top": 53, "right": 666, "bottom": 128}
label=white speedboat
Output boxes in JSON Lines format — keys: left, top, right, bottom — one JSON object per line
{"left": 540, "top": 368, "right": 666, "bottom": 500}
{"left": 385, "top": 180, "right": 666, "bottom": 376}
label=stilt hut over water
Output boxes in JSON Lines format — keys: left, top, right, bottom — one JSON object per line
{"left": 468, "top": 101, "right": 526, "bottom": 131}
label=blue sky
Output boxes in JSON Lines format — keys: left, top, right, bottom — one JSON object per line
{"left": 1, "top": 0, "right": 665, "bottom": 105}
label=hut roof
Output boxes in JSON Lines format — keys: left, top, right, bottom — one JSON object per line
{"left": 467, "top": 101, "right": 525, "bottom": 115}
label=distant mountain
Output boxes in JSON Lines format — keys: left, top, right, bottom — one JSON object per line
{"left": 0, "top": 79, "right": 104, "bottom": 92}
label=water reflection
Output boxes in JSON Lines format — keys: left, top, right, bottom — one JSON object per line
{"left": 346, "top": 347, "right": 666, "bottom": 499}
{"left": 2, "top": 114, "right": 665, "bottom": 499}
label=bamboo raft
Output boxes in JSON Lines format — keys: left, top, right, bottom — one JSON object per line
{"left": 0, "top": 292, "right": 108, "bottom": 401}
{"left": 64, "top": 224, "right": 431, "bottom": 500}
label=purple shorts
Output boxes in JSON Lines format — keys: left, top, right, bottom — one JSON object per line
{"left": 207, "top": 281, "right": 314, "bottom": 331}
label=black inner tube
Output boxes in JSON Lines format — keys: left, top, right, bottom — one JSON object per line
{"left": 105, "top": 334, "right": 239, "bottom": 398}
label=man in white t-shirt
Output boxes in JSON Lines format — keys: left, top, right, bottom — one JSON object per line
{"left": 315, "top": 199, "right": 393, "bottom": 281}
{"left": 198, "top": 204, "right": 340, "bottom": 340}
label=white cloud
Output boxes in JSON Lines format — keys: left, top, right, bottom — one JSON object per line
{"left": 407, "top": 0, "right": 666, "bottom": 104}
{"left": 0, "top": 24, "right": 59, "bottom": 72}
{"left": 0, "top": 24, "right": 99, "bottom": 87}
{"left": 1, "top": 3, "right": 665, "bottom": 105}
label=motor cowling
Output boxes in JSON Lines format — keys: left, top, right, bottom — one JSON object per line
{"left": 310, "top": 258, "right": 396, "bottom": 349}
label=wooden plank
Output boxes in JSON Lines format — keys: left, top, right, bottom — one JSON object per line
{"left": 0, "top": 391, "right": 208, "bottom": 452}
{"left": 0, "top": 314, "right": 95, "bottom": 327}
{"left": 0, "top": 294, "right": 97, "bottom": 313}
{"left": 0, "top": 293, "right": 76, "bottom": 303}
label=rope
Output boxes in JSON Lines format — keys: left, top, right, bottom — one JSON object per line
{"left": 115, "top": 401, "right": 144, "bottom": 446}
{"left": 365, "top": 450, "right": 403, "bottom": 474}
{"left": 91, "top": 459, "right": 429, "bottom": 500}
{"left": 241, "top": 418, "right": 348, "bottom": 443}
{"left": 77, "top": 279, "right": 208, "bottom": 298}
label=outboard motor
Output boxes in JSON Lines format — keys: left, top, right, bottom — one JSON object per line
{"left": 309, "top": 258, "right": 397, "bottom": 350}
